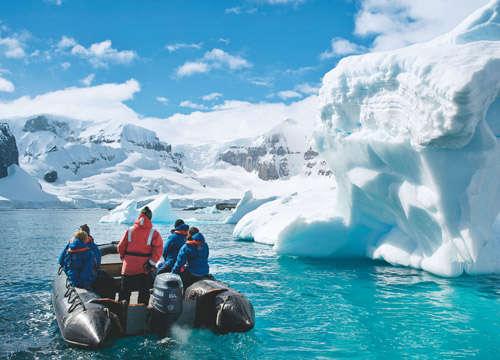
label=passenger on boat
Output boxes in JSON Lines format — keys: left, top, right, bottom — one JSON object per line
{"left": 172, "top": 227, "right": 210, "bottom": 288}
{"left": 79, "top": 224, "right": 101, "bottom": 266}
{"left": 79, "top": 224, "right": 115, "bottom": 299}
{"left": 157, "top": 219, "right": 189, "bottom": 274}
{"left": 58, "top": 230, "right": 98, "bottom": 289}
{"left": 117, "top": 206, "right": 163, "bottom": 305}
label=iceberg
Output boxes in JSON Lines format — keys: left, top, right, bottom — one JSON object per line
{"left": 224, "top": 190, "right": 278, "bottom": 224}
{"left": 234, "top": 1, "right": 500, "bottom": 277}
{"left": 100, "top": 194, "right": 177, "bottom": 224}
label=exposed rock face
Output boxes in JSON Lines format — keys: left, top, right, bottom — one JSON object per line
{"left": 43, "top": 170, "right": 58, "bottom": 183}
{"left": 218, "top": 133, "right": 294, "bottom": 180}
{"left": 0, "top": 123, "right": 19, "bottom": 179}
{"left": 23, "top": 115, "right": 71, "bottom": 136}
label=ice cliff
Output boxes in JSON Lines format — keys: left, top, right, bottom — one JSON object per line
{"left": 234, "top": 0, "right": 500, "bottom": 276}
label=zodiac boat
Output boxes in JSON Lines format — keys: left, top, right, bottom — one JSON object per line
{"left": 52, "top": 243, "right": 255, "bottom": 348}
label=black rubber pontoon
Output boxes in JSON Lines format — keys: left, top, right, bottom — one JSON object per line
{"left": 52, "top": 268, "right": 114, "bottom": 348}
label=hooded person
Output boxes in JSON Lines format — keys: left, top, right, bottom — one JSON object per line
{"left": 58, "top": 230, "right": 98, "bottom": 289}
{"left": 79, "top": 224, "right": 101, "bottom": 267}
{"left": 157, "top": 219, "right": 189, "bottom": 274}
{"left": 117, "top": 206, "right": 163, "bottom": 304}
{"left": 172, "top": 227, "right": 210, "bottom": 288}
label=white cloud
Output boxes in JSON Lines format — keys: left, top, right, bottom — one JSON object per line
{"left": 248, "top": 76, "right": 273, "bottom": 87}
{"left": 262, "top": 0, "right": 305, "bottom": 5}
{"left": 0, "top": 76, "right": 14, "bottom": 92}
{"left": 156, "top": 96, "right": 169, "bottom": 104}
{"left": 320, "top": 37, "right": 366, "bottom": 59}
{"left": 225, "top": 6, "right": 257, "bottom": 15}
{"left": 0, "top": 37, "right": 26, "bottom": 58}
{"left": 0, "top": 79, "right": 140, "bottom": 122}
{"left": 176, "top": 61, "right": 210, "bottom": 77}
{"left": 57, "top": 36, "right": 77, "bottom": 50}
{"left": 80, "top": 73, "right": 95, "bottom": 86}
{"left": 276, "top": 90, "right": 302, "bottom": 100}
{"left": 57, "top": 36, "right": 137, "bottom": 68}
{"left": 294, "top": 83, "right": 319, "bottom": 95}
{"left": 46, "top": 0, "right": 63, "bottom": 5}
{"left": 176, "top": 48, "right": 252, "bottom": 77}
{"left": 218, "top": 38, "right": 230, "bottom": 44}
{"left": 166, "top": 42, "right": 202, "bottom": 52}
{"left": 354, "top": 0, "right": 489, "bottom": 51}
{"left": 61, "top": 62, "right": 71, "bottom": 70}
{"left": 201, "top": 92, "right": 223, "bottom": 101}
{"left": 179, "top": 100, "right": 208, "bottom": 110}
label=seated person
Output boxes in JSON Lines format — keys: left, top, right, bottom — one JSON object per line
{"left": 157, "top": 219, "right": 189, "bottom": 274}
{"left": 172, "top": 227, "right": 210, "bottom": 288}
{"left": 80, "top": 224, "right": 101, "bottom": 266}
{"left": 79, "top": 224, "right": 114, "bottom": 299}
{"left": 58, "top": 230, "right": 97, "bottom": 289}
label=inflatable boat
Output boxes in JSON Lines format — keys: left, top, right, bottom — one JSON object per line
{"left": 52, "top": 243, "right": 255, "bottom": 348}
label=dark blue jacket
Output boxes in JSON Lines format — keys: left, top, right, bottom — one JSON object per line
{"left": 157, "top": 225, "right": 188, "bottom": 272}
{"left": 58, "top": 238, "right": 98, "bottom": 289}
{"left": 172, "top": 232, "right": 209, "bottom": 276}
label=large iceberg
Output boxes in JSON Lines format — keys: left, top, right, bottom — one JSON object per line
{"left": 234, "top": 1, "right": 500, "bottom": 277}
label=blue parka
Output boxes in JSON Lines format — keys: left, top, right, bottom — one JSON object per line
{"left": 157, "top": 224, "right": 189, "bottom": 272}
{"left": 172, "top": 232, "right": 209, "bottom": 276}
{"left": 58, "top": 238, "right": 98, "bottom": 289}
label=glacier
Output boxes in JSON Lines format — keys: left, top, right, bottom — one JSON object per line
{"left": 234, "top": 0, "right": 500, "bottom": 277}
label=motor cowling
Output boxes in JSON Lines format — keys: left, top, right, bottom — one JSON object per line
{"left": 150, "top": 273, "right": 183, "bottom": 335}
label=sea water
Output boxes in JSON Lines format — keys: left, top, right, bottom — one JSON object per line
{"left": 0, "top": 209, "right": 499, "bottom": 359}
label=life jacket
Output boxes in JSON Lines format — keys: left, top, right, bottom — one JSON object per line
{"left": 117, "top": 214, "right": 163, "bottom": 275}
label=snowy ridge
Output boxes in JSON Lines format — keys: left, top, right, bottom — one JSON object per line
{"left": 234, "top": 0, "right": 500, "bottom": 276}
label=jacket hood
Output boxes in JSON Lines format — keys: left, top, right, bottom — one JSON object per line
{"left": 69, "top": 237, "right": 89, "bottom": 250}
{"left": 174, "top": 223, "right": 189, "bottom": 232}
{"left": 134, "top": 214, "right": 153, "bottom": 229}
{"left": 191, "top": 232, "right": 205, "bottom": 242}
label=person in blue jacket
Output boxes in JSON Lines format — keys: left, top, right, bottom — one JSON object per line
{"left": 157, "top": 219, "right": 189, "bottom": 274}
{"left": 80, "top": 224, "right": 101, "bottom": 266}
{"left": 58, "top": 230, "right": 97, "bottom": 289}
{"left": 172, "top": 227, "right": 210, "bottom": 288}
{"left": 78, "top": 224, "right": 114, "bottom": 298}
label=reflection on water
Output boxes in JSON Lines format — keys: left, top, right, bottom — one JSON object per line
{"left": 0, "top": 209, "right": 499, "bottom": 359}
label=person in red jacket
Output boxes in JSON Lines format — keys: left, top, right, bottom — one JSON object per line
{"left": 117, "top": 206, "right": 163, "bottom": 304}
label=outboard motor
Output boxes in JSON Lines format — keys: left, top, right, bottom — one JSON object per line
{"left": 150, "top": 273, "right": 183, "bottom": 335}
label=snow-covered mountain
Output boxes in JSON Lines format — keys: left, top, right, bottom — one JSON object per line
{"left": 3, "top": 109, "right": 329, "bottom": 209}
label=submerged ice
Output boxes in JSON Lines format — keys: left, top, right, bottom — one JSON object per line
{"left": 234, "top": 1, "right": 500, "bottom": 277}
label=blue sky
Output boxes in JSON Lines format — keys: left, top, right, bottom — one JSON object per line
{"left": 0, "top": 0, "right": 486, "bottom": 117}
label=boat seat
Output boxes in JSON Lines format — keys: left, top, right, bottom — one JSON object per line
{"left": 100, "top": 253, "right": 122, "bottom": 277}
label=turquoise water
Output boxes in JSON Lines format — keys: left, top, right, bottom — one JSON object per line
{"left": 0, "top": 209, "right": 499, "bottom": 359}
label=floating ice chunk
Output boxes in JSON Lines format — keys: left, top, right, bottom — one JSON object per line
{"left": 224, "top": 190, "right": 278, "bottom": 224}
{"left": 100, "top": 194, "right": 176, "bottom": 224}
{"left": 100, "top": 199, "right": 138, "bottom": 224}
{"left": 147, "top": 194, "right": 177, "bottom": 224}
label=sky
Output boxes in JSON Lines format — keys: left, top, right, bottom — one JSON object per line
{"left": 0, "top": 0, "right": 489, "bottom": 118}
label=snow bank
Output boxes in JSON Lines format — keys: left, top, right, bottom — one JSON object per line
{"left": 0, "top": 165, "right": 61, "bottom": 208}
{"left": 234, "top": 1, "right": 500, "bottom": 277}
{"left": 225, "top": 190, "right": 278, "bottom": 224}
{"left": 100, "top": 194, "right": 177, "bottom": 224}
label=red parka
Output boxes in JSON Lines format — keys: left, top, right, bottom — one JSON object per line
{"left": 117, "top": 214, "right": 163, "bottom": 276}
